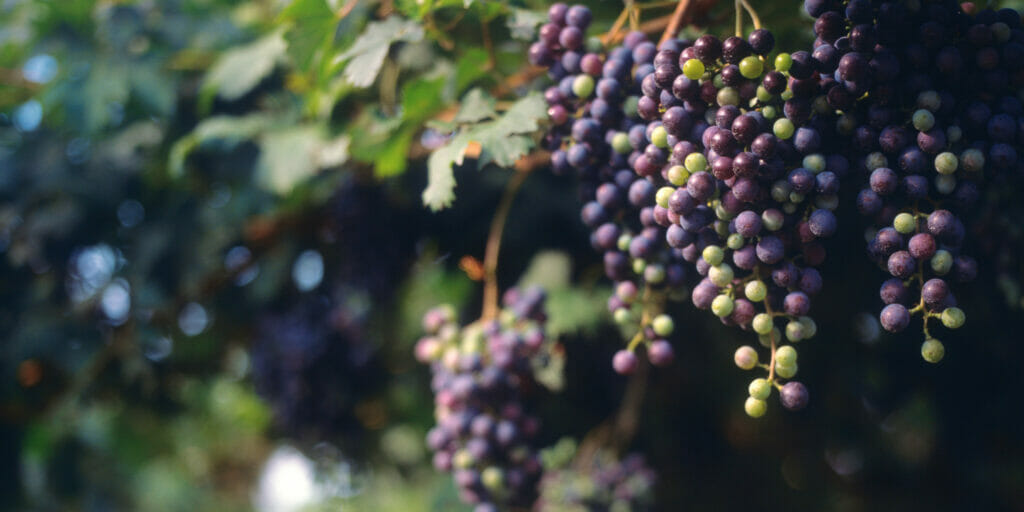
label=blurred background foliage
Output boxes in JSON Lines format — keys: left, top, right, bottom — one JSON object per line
{"left": 1, "top": 0, "right": 1023, "bottom": 511}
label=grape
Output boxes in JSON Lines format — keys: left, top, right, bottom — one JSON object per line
{"left": 744, "top": 397, "right": 768, "bottom": 418}
{"left": 880, "top": 304, "right": 911, "bottom": 332}
{"left": 734, "top": 345, "right": 759, "bottom": 370}
{"left": 921, "top": 339, "right": 945, "bottom": 363}
{"left": 749, "top": 378, "right": 772, "bottom": 399}
{"left": 779, "top": 382, "right": 809, "bottom": 411}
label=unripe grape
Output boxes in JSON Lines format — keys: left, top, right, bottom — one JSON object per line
{"left": 572, "top": 74, "right": 595, "bottom": 98}
{"left": 934, "top": 152, "right": 958, "bottom": 174}
{"left": 798, "top": 316, "right": 817, "bottom": 339}
{"left": 940, "top": 307, "right": 965, "bottom": 329}
{"left": 652, "top": 314, "right": 675, "bottom": 336}
{"left": 684, "top": 152, "right": 707, "bottom": 173}
{"left": 748, "top": 378, "right": 772, "bottom": 399}
{"left": 734, "top": 345, "right": 759, "bottom": 370}
{"left": 650, "top": 126, "right": 668, "bottom": 148}
{"left": 702, "top": 245, "right": 724, "bottom": 266}
{"left": 774, "top": 53, "right": 792, "bottom": 72}
{"left": 739, "top": 56, "right": 763, "bottom": 78}
{"left": 775, "top": 345, "right": 797, "bottom": 366}
{"left": 712, "top": 295, "right": 735, "bottom": 317}
{"left": 935, "top": 175, "right": 956, "bottom": 194}
{"left": 617, "top": 234, "right": 632, "bottom": 252}
{"left": 775, "top": 361, "right": 797, "bottom": 378}
{"left": 785, "top": 320, "right": 805, "bottom": 342}
{"left": 745, "top": 396, "right": 767, "bottom": 417}
{"left": 682, "top": 58, "right": 705, "bottom": 79}
{"left": 656, "top": 186, "right": 674, "bottom": 208}
{"left": 773, "top": 118, "right": 795, "bottom": 139}
{"left": 667, "top": 165, "right": 689, "bottom": 185}
{"left": 613, "top": 308, "right": 633, "bottom": 325}
{"left": 745, "top": 281, "right": 767, "bottom": 302}
{"left": 893, "top": 212, "right": 916, "bottom": 234}
{"left": 752, "top": 313, "right": 774, "bottom": 334}
{"left": 930, "top": 250, "right": 953, "bottom": 275}
{"left": 921, "top": 339, "right": 945, "bottom": 363}
{"left": 481, "top": 466, "right": 504, "bottom": 491}
{"left": 727, "top": 233, "right": 745, "bottom": 250}
{"left": 960, "top": 148, "right": 984, "bottom": 172}
{"left": 912, "top": 109, "right": 935, "bottom": 131}
{"left": 709, "top": 264, "right": 734, "bottom": 286}
{"left": 644, "top": 263, "right": 666, "bottom": 284}
{"left": 612, "top": 132, "right": 632, "bottom": 154}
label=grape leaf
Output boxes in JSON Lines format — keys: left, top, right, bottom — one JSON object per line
{"left": 201, "top": 31, "right": 287, "bottom": 105}
{"left": 337, "top": 16, "right": 424, "bottom": 88}
{"left": 453, "top": 88, "right": 496, "bottom": 123}
{"left": 422, "top": 92, "right": 546, "bottom": 211}
{"left": 278, "top": 0, "right": 340, "bottom": 72}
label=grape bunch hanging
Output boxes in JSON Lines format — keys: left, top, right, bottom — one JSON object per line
{"left": 530, "top": 0, "right": 1022, "bottom": 417}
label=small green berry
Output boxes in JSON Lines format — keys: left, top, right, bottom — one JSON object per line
{"left": 712, "top": 295, "right": 735, "bottom": 317}
{"left": 745, "top": 396, "right": 768, "bottom": 417}
{"left": 572, "top": 74, "right": 595, "bottom": 98}
{"left": 702, "top": 245, "right": 724, "bottom": 266}
{"left": 652, "top": 314, "right": 675, "bottom": 336}
{"left": 893, "top": 212, "right": 916, "bottom": 234}
{"left": 682, "top": 58, "right": 705, "bottom": 80}
{"left": 752, "top": 313, "right": 774, "bottom": 334}
{"left": 650, "top": 126, "right": 669, "bottom": 148}
{"left": 940, "top": 307, "right": 965, "bottom": 329}
{"left": 739, "top": 56, "right": 764, "bottom": 79}
{"left": 921, "top": 338, "right": 945, "bottom": 363}
{"left": 745, "top": 281, "right": 768, "bottom": 302}
{"left": 775, "top": 345, "right": 797, "bottom": 366}
{"left": 748, "top": 378, "right": 772, "bottom": 400}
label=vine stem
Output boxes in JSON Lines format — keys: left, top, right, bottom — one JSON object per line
{"left": 481, "top": 168, "right": 531, "bottom": 320}
{"left": 735, "top": 0, "right": 743, "bottom": 37}
{"left": 660, "top": 0, "right": 693, "bottom": 46}
{"left": 738, "top": 0, "right": 763, "bottom": 30}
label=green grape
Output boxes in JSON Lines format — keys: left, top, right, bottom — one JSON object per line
{"left": 759, "top": 327, "right": 781, "bottom": 348}
{"left": 613, "top": 308, "right": 634, "bottom": 325}
{"left": 645, "top": 264, "right": 666, "bottom": 284}
{"left": 774, "top": 52, "right": 792, "bottom": 72}
{"left": 481, "top": 467, "right": 504, "bottom": 491}
{"left": 650, "top": 126, "right": 669, "bottom": 148}
{"left": 745, "top": 397, "right": 767, "bottom": 417}
{"left": 921, "top": 338, "right": 945, "bottom": 363}
{"left": 748, "top": 378, "right": 772, "bottom": 400}
{"left": 934, "top": 152, "right": 958, "bottom": 175}
{"left": 774, "top": 118, "right": 795, "bottom": 139}
{"left": 739, "top": 56, "right": 764, "bottom": 78}
{"left": 940, "top": 307, "right": 965, "bottom": 329}
{"left": 623, "top": 96, "right": 639, "bottom": 118}
{"left": 756, "top": 85, "right": 773, "bottom": 102}
{"left": 656, "top": 186, "right": 674, "bottom": 208}
{"left": 702, "top": 245, "right": 724, "bottom": 266}
{"left": 682, "top": 58, "right": 705, "bottom": 79}
{"left": 798, "top": 316, "right": 817, "bottom": 338}
{"left": 717, "top": 87, "right": 739, "bottom": 106}
{"left": 780, "top": 89, "right": 794, "bottom": 101}
{"left": 712, "top": 295, "right": 735, "bottom": 317}
{"left": 667, "top": 165, "right": 689, "bottom": 185}
{"left": 775, "top": 345, "right": 797, "bottom": 366}
{"left": 617, "top": 234, "right": 632, "bottom": 252}
{"left": 931, "top": 249, "right": 953, "bottom": 275}
{"left": 611, "top": 132, "right": 632, "bottom": 154}
{"left": 775, "top": 362, "right": 798, "bottom": 379}
{"left": 652, "top": 314, "right": 675, "bottom": 336}
{"left": 762, "top": 105, "right": 778, "bottom": 119}
{"left": 912, "top": 109, "right": 935, "bottom": 131}
{"left": 893, "top": 212, "right": 916, "bottom": 234}
{"left": 734, "top": 345, "right": 759, "bottom": 370}
{"left": 572, "top": 74, "right": 595, "bottom": 98}
{"left": 632, "top": 258, "right": 646, "bottom": 274}
{"left": 727, "top": 233, "right": 745, "bottom": 250}
{"left": 709, "top": 264, "right": 734, "bottom": 287}
{"left": 785, "top": 320, "right": 805, "bottom": 342}
{"left": 752, "top": 313, "right": 773, "bottom": 334}
{"left": 685, "top": 152, "right": 708, "bottom": 173}
{"left": 803, "top": 154, "right": 826, "bottom": 172}
{"left": 745, "top": 281, "right": 767, "bottom": 302}
{"left": 865, "top": 151, "right": 888, "bottom": 170}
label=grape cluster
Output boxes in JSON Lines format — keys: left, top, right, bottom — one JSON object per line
{"left": 533, "top": 4, "right": 848, "bottom": 415}
{"left": 797, "top": 0, "right": 1023, "bottom": 361}
{"left": 535, "top": 450, "right": 657, "bottom": 512}
{"left": 415, "top": 288, "right": 550, "bottom": 512}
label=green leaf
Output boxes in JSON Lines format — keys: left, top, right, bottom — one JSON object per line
{"left": 507, "top": 8, "right": 546, "bottom": 40}
{"left": 256, "top": 125, "right": 325, "bottom": 195}
{"left": 423, "top": 132, "right": 470, "bottom": 211}
{"left": 375, "top": 126, "right": 414, "bottom": 178}
{"left": 401, "top": 75, "right": 446, "bottom": 123}
{"left": 454, "top": 48, "right": 490, "bottom": 93}
{"left": 453, "top": 88, "right": 496, "bottom": 123}
{"left": 200, "top": 31, "right": 287, "bottom": 107}
{"left": 422, "top": 92, "right": 546, "bottom": 211}
{"left": 278, "top": 0, "right": 338, "bottom": 71}
{"left": 337, "top": 16, "right": 424, "bottom": 88}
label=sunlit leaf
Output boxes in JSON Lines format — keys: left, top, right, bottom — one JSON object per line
{"left": 453, "top": 88, "right": 496, "bottom": 123}
{"left": 337, "top": 16, "right": 424, "bottom": 88}
{"left": 201, "top": 31, "right": 287, "bottom": 106}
